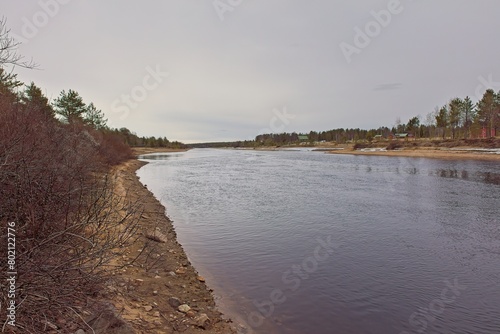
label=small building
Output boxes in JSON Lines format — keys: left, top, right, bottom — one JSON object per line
{"left": 298, "top": 135, "right": 309, "bottom": 141}
{"left": 394, "top": 133, "right": 409, "bottom": 139}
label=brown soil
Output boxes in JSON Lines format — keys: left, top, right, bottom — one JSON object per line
{"left": 102, "top": 150, "right": 236, "bottom": 334}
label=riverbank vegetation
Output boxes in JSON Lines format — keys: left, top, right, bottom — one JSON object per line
{"left": 190, "top": 92, "right": 499, "bottom": 148}
{"left": 0, "top": 21, "right": 187, "bottom": 332}
{"left": 0, "top": 65, "right": 145, "bottom": 332}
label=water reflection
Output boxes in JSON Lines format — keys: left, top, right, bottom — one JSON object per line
{"left": 481, "top": 171, "right": 500, "bottom": 185}
{"left": 431, "top": 169, "right": 500, "bottom": 185}
{"left": 138, "top": 153, "right": 184, "bottom": 160}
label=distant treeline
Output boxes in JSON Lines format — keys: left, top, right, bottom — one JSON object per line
{"left": 114, "top": 127, "right": 187, "bottom": 149}
{"left": 193, "top": 90, "right": 499, "bottom": 148}
{"left": 189, "top": 140, "right": 257, "bottom": 148}
{"left": 256, "top": 91, "right": 499, "bottom": 146}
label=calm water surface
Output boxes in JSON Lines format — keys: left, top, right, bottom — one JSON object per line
{"left": 137, "top": 149, "right": 500, "bottom": 334}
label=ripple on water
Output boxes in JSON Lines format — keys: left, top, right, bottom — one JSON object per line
{"left": 138, "top": 149, "right": 500, "bottom": 334}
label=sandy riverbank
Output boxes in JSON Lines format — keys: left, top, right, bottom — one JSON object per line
{"left": 327, "top": 147, "right": 500, "bottom": 161}
{"left": 103, "top": 151, "right": 236, "bottom": 334}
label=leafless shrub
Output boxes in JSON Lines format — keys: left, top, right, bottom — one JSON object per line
{"left": 0, "top": 77, "right": 138, "bottom": 332}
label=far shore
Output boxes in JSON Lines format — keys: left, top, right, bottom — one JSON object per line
{"left": 132, "top": 147, "right": 189, "bottom": 156}
{"left": 128, "top": 145, "right": 500, "bottom": 161}
{"left": 327, "top": 147, "right": 500, "bottom": 161}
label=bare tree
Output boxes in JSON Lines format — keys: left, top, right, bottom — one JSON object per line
{"left": 0, "top": 17, "right": 37, "bottom": 69}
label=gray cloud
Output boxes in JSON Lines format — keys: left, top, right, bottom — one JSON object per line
{"left": 3, "top": 0, "right": 500, "bottom": 142}
{"left": 373, "top": 83, "right": 403, "bottom": 91}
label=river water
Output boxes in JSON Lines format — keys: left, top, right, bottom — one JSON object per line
{"left": 137, "top": 149, "right": 500, "bottom": 334}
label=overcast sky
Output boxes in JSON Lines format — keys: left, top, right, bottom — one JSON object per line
{"left": 3, "top": 0, "right": 500, "bottom": 143}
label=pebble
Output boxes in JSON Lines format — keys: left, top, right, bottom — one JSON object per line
{"left": 168, "top": 297, "right": 182, "bottom": 308}
{"left": 178, "top": 304, "right": 191, "bottom": 313}
{"left": 195, "top": 313, "right": 211, "bottom": 329}
{"left": 197, "top": 276, "right": 206, "bottom": 282}
{"left": 153, "top": 290, "right": 158, "bottom": 296}
{"left": 175, "top": 268, "right": 187, "bottom": 275}
{"left": 144, "top": 305, "right": 153, "bottom": 312}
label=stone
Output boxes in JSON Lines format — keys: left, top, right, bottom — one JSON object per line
{"left": 144, "top": 305, "right": 153, "bottom": 312}
{"left": 153, "top": 311, "right": 160, "bottom": 317}
{"left": 134, "top": 279, "right": 144, "bottom": 285}
{"left": 153, "top": 290, "right": 158, "bottom": 296}
{"left": 168, "top": 297, "right": 182, "bottom": 308}
{"left": 195, "top": 313, "right": 211, "bottom": 330}
{"left": 175, "top": 268, "right": 186, "bottom": 275}
{"left": 84, "top": 302, "right": 134, "bottom": 334}
{"left": 145, "top": 228, "right": 167, "bottom": 243}
{"left": 74, "top": 330, "right": 86, "bottom": 334}
{"left": 197, "top": 276, "right": 206, "bottom": 282}
{"left": 178, "top": 304, "right": 191, "bottom": 313}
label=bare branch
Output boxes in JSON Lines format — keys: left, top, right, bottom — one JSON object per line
{"left": 0, "top": 17, "right": 38, "bottom": 69}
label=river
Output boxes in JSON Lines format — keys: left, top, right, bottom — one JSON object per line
{"left": 137, "top": 149, "right": 500, "bottom": 334}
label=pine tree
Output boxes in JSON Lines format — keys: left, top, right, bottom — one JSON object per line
{"left": 435, "top": 106, "right": 449, "bottom": 139}
{"left": 53, "top": 89, "right": 87, "bottom": 124}
{"left": 448, "top": 98, "right": 462, "bottom": 139}
{"left": 461, "top": 96, "right": 475, "bottom": 139}
{"left": 476, "top": 89, "right": 496, "bottom": 138}
{"left": 21, "top": 82, "right": 54, "bottom": 118}
{"left": 84, "top": 103, "right": 108, "bottom": 130}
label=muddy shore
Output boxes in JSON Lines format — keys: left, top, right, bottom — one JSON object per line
{"left": 103, "top": 149, "right": 236, "bottom": 334}
{"left": 102, "top": 146, "right": 498, "bottom": 333}
{"left": 326, "top": 147, "right": 500, "bottom": 161}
